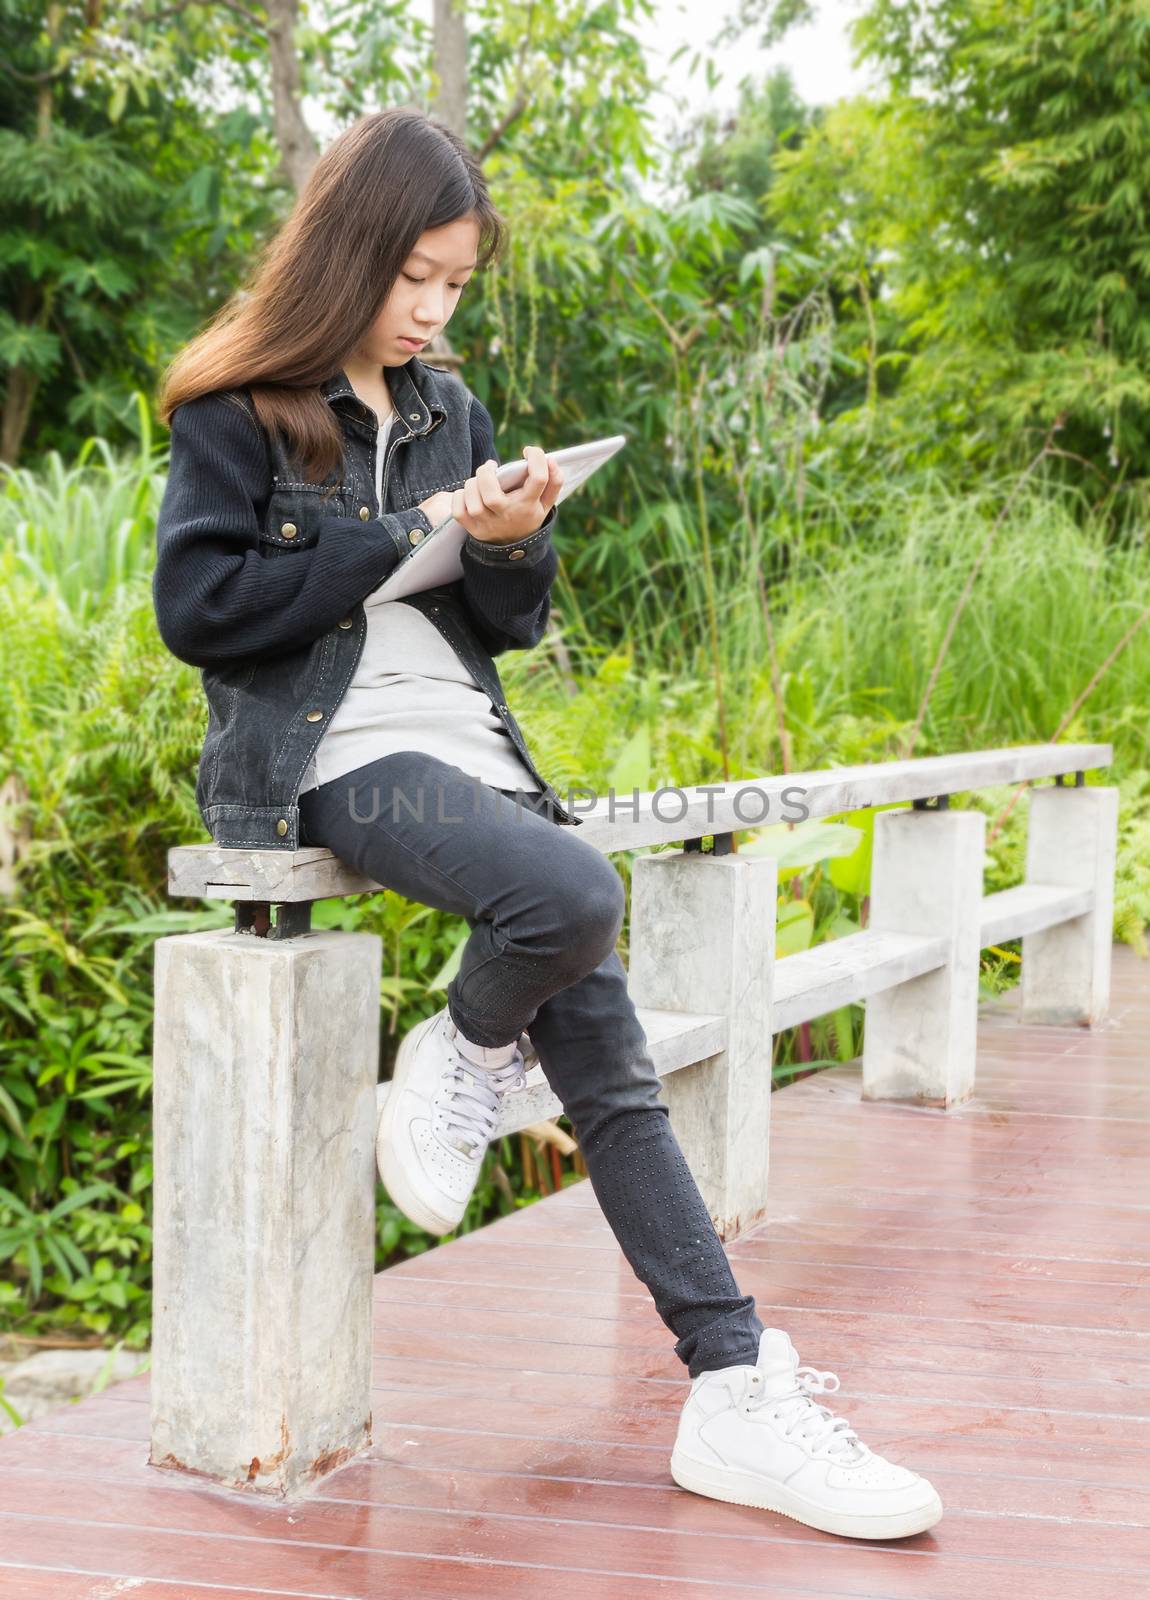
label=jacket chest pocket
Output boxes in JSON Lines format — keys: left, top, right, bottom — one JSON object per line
{"left": 262, "top": 481, "right": 350, "bottom": 554}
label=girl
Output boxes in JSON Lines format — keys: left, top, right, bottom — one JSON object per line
{"left": 152, "top": 105, "right": 941, "bottom": 1542}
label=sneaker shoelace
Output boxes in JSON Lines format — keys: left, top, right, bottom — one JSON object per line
{"left": 438, "top": 1038, "right": 528, "bottom": 1158}
{"left": 745, "top": 1364, "right": 869, "bottom": 1464}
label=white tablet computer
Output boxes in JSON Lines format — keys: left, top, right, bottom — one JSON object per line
{"left": 371, "top": 433, "right": 627, "bottom": 603}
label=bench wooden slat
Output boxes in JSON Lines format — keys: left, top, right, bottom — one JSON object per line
{"left": 772, "top": 929, "right": 951, "bottom": 1033}
{"left": 979, "top": 883, "right": 1096, "bottom": 948}
{"left": 168, "top": 742, "right": 1111, "bottom": 901}
{"left": 574, "top": 741, "right": 1112, "bottom": 856}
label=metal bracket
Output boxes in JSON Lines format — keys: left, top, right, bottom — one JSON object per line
{"left": 911, "top": 795, "right": 951, "bottom": 810}
{"left": 683, "top": 831, "right": 735, "bottom": 855}
{"left": 233, "top": 900, "right": 314, "bottom": 939}
{"left": 1054, "top": 771, "right": 1086, "bottom": 788}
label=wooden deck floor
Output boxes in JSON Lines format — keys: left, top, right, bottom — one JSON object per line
{"left": 0, "top": 943, "right": 1147, "bottom": 1599}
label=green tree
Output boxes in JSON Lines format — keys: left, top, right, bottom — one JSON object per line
{"left": 760, "top": 0, "right": 1150, "bottom": 510}
{"left": 0, "top": 1, "right": 282, "bottom": 462}
{"left": 673, "top": 65, "right": 811, "bottom": 209}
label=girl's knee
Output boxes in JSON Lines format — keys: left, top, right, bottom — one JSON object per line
{"left": 499, "top": 842, "right": 625, "bottom": 970}
{"left": 562, "top": 859, "right": 625, "bottom": 958}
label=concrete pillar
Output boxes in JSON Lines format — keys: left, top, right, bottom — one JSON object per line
{"left": 628, "top": 850, "right": 777, "bottom": 1241}
{"left": 149, "top": 927, "right": 381, "bottom": 1499}
{"left": 862, "top": 807, "right": 986, "bottom": 1107}
{"left": 1021, "top": 785, "right": 1119, "bottom": 1024}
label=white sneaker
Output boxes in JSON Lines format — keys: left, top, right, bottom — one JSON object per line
{"left": 375, "top": 1008, "right": 528, "bottom": 1236}
{"left": 670, "top": 1328, "right": 943, "bottom": 1540}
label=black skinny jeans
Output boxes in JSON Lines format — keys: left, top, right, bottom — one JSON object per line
{"left": 299, "top": 750, "right": 764, "bottom": 1378}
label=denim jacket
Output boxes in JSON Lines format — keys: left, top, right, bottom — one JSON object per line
{"left": 152, "top": 356, "right": 583, "bottom": 849}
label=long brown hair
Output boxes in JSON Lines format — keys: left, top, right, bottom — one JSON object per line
{"left": 157, "top": 107, "right": 505, "bottom": 483}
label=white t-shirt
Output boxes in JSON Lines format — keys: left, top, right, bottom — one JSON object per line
{"left": 298, "top": 409, "right": 539, "bottom": 798}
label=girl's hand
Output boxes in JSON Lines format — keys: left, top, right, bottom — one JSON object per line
{"left": 417, "top": 489, "right": 455, "bottom": 525}
{"left": 419, "top": 446, "right": 563, "bottom": 546}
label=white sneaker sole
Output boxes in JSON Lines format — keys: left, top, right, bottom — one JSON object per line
{"left": 669, "top": 1448, "right": 943, "bottom": 1540}
{"left": 375, "top": 1013, "right": 468, "bottom": 1237}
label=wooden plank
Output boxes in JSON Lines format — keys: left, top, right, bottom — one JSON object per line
{"left": 168, "top": 842, "right": 379, "bottom": 903}
{"left": 772, "top": 930, "right": 949, "bottom": 1032}
{"left": 2, "top": 1482, "right": 1150, "bottom": 1600}
{"left": 0, "top": 940, "right": 1145, "bottom": 1600}
{"left": 370, "top": 1247, "right": 1150, "bottom": 1333}
{"left": 0, "top": 1577, "right": 286, "bottom": 1600}
{"left": 167, "top": 741, "right": 1112, "bottom": 895}
{"left": 4, "top": 1433, "right": 1145, "bottom": 1529}
{"left": 980, "top": 882, "right": 1095, "bottom": 946}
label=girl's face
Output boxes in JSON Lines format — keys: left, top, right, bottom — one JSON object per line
{"left": 364, "top": 214, "right": 481, "bottom": 368}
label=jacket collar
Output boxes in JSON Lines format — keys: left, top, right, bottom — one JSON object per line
{"left": 321, "top": 358, "right": 443, "bottom": 435}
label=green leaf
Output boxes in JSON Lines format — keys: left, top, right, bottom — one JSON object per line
{"left": 776, "top": 897, "right": 814, "bottom": 956}
{"left": 607, "top": 725, "right": 651, "bottom": 794}
{"left": 827, "top": 808, "right": 878, "bottom": 897}
{"left": 0, "top": 1085, "right": 26, "bottom": 1140}
{"left": 740, "top": 820, "right": 863, "bottom": 871}
{"left": 47, "top": 1184, "right": 112, "bottom": 1223}
{"left": 427, "top": 924, "right": 470, "bottom": 992}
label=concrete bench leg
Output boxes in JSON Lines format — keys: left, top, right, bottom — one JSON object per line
{"left": 1021, "top": 785, "right": 1119, "bottom": 1025}
{"left": 628, "top": 851, "right": 777, "bottom": 1241}
{"left": 862, "top": 807, "right": 985, "bottom": 1107}
{"left": 149, "top": 927, "right": 381, "bottom": 1499}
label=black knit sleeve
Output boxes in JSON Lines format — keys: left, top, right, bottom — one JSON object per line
{"left": 469, "top": 396, "right": 497, "bottom": 477}
{"left": 456, "top": 396, "right": 559, "bottom": 655}
{"left": 152, "top": 392, "right": 431, "bottom": 669}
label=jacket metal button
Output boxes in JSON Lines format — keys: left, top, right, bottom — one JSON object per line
{"left": 359, "top": 506, "right": 370, "bottom": 521}
{"left": 306, "top": 709, "right": 324, "bottom": 722}
{"left": 337, "top": 617, "right": 353, "bottom": 628}
{"left": 280, "top": 522, "right": 298, "bottom": 538}
{"left": 407, "top": 528, "right": 425, "bottom": 545}
{"left": 409, "top": 412, "right": 420, "bottom": 421}
{"left": 507, "top": 549, "right": 526, "bottom": 560}
{"left": 276, "top": 818, "right": 288, "bottom": 836}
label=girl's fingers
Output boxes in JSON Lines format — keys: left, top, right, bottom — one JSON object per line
{"left": 496, "top": 447, "right": 548, "bottom": 507}
{"left": 464, "top": 475, "right": 486, "bottom": 518}
{"left": 474, "top": 459, "right": 504, "bottom": 512}
{"left": 543, "top": 459, "right": 564, "bottom": 510}
{"left": 517, "top": 446, "right": 550, "bottom": 500}
{"left": 461, "top": 449, "right": 560, "bottom": 534}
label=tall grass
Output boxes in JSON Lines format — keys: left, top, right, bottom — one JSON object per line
{"left": 554, "top": 478, "right": 1150, "bottom": 781}
{"left": 0, "top": 396, "right": 162, "bottom": 628}
{"left": 2, "top": 418, "right": 1149, "bottom": 1345}
{"left": 803, "top": 485, "right": 1150, "bottom": 760}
